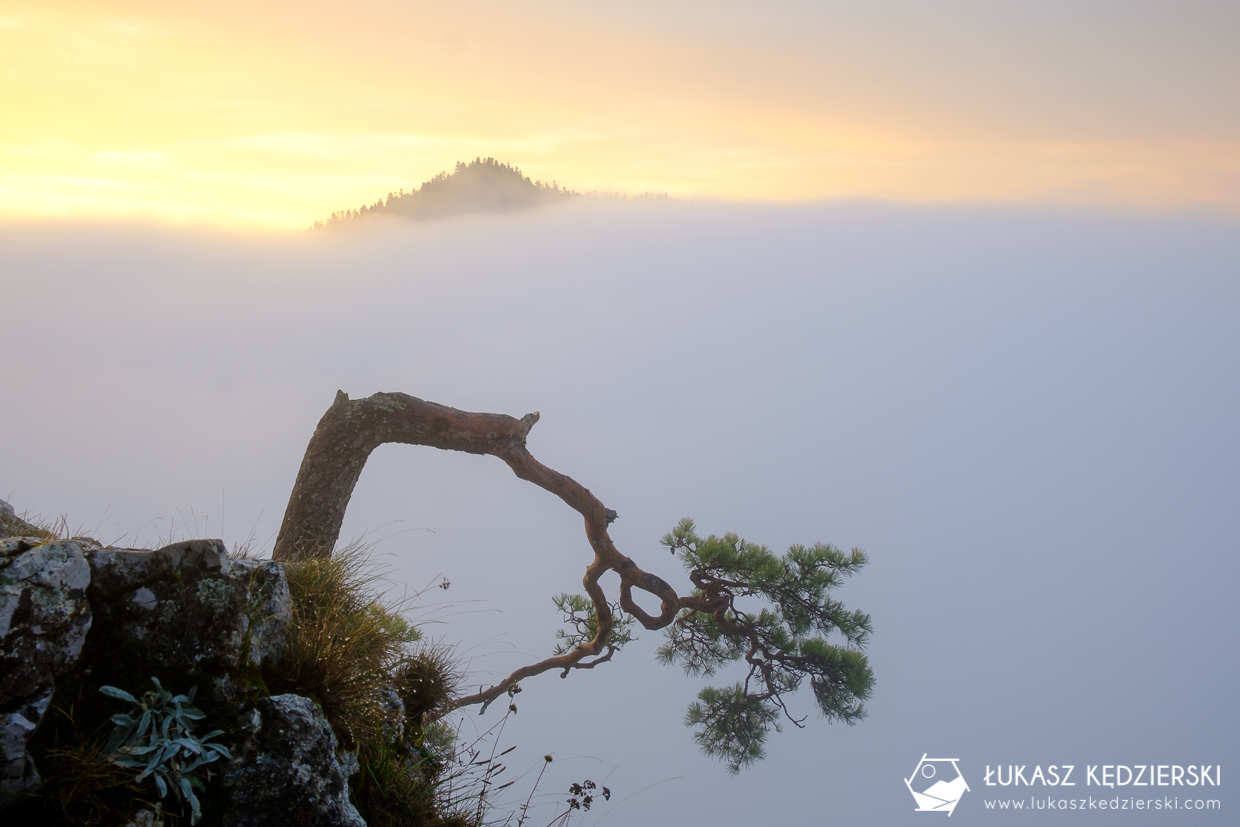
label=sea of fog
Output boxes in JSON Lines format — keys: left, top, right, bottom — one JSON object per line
{"left": 4, "top": 200, "right": 1238, "bottom": 825}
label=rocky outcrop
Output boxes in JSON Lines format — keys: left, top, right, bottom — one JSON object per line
{"left": 223, "top": 695, "right": 366, "bottom": 827}
{"left": 0, "top": 499, "right": 366, "bottom": 826}
{"left": 0, "top": 536, "right": 93, "bottom": 807}
{"left": 85, "top": 540, "right": 291, "bottom": 704}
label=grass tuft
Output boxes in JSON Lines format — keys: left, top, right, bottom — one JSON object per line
{"left": 269, "top": 540, "right": 484, "bottom": 826}
{"left": 267, "top": 540, "right": 421, "bottom": 747}
{"left": 0, "top": 507, "right": 65, "bottom": 541}
{"left": 392, "top": 643, "right": 462, "bottom": 726}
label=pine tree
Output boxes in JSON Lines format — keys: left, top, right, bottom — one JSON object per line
{"left": 273, "top": 392, "right": 874, "bottom": 771}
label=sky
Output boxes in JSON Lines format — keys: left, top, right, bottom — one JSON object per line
{"left": 2, "top": 0, "right": 1239, "bottom": 228}
{"left": 3, "top": 2, "right": 1239, "bottom": 824}
{"left": 3, "top": 203, "right": 1238, "bottom": 824}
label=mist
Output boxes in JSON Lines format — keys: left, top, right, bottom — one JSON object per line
{"left": 3, "top": 200, "right": 1237, "bottom": 824}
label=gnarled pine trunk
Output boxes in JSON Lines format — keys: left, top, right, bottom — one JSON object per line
{"left": 273, "top": 390, "right": 710, "bottom": 709}
{"left": 273, "top": 391, "right": 539, "bottom": 560}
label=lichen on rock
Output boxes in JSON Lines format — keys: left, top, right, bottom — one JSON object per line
{"left": 222, "top": 694, "right": 366, "bottom": 827}
{"left": 85, "top": 540, "right": 290, "bottom": 689}
{"left": 0, "top": 536, "right": 93, "bottom": 808}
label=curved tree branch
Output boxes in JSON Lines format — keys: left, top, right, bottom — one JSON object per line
{"left": 274, "top": 390, "right": 695, "bottom": 710}
{"left": 273, "top": 391, "right": 539, "bottom": 560}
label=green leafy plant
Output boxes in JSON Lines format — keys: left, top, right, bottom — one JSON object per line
{"left": 99, "top": 678, "right": 232, "bottom": 825}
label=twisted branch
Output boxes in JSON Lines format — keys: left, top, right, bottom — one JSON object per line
{"left": 274, "top": 390, "right": 705, "bottom": 710}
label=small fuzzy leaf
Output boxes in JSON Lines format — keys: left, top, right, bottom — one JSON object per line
{"left": 174, "top": 737, "right": 203, "bottom": 754}
{"left": 123, "top": 744, "right": 158, "bottom": 759}
{"left": 187, "top": 787, "right": 203, "bottom": 826}
{"left": 99, "top": 685, "right": 139, "bottom": 705}
{"left": 205, "top": 743, "right": 233, "bottom": 761}
{"left": 104, "top": 725, "right": 134, "bottom": 754}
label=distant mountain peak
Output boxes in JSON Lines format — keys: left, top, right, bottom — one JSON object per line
{"left": 311, "top": 158, "right": 578, "bottom": 230}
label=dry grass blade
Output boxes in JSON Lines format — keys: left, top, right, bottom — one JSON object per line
{"left": 41, "top": 742, "right": 147, "bottom": 824}
{"left": 24, "top": 701, "right": 150, "bottom": 826}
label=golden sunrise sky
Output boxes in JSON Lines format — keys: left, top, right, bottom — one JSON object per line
{"left": 2, "top": 0, "right": 1237, "bottom": 229}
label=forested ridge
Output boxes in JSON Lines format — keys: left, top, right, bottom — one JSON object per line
{"left": 311, "top": 157, "right": 664, "bottom": 229}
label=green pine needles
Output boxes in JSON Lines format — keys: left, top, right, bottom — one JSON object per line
{"left": 551, "top": 593, "right": 635, "bottom": 659}
{"left": 99, "top": 678, "right": 232, "bottom": 825}
{"left": 656, "top": 519, "right": 875, "bottom": 773}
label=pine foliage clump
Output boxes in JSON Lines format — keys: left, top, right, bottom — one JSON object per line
{"left": 656, "top": 519, "right": 875, "bottom": 773}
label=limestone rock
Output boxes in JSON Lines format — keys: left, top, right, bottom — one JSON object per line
{"left": 125, "top": 804, "right": 163, "bottom": 827}
{"left": 231, "top": 557, "right": 293, "bottom": 667}
{"left": 222, "top": 694, "right": 366, "bottom": 827}
{"left": 85, "top": 541, "right": 291, "bottom": 696}
{"left": 0, "top": 538, "right": 92, "bottom": 808}
{"left": 0, "top": 689, "right": 52, "bottom": 810}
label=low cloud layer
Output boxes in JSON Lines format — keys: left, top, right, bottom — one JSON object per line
{"left": 4, "top": 201, "right": 1237, "bottom": 824}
